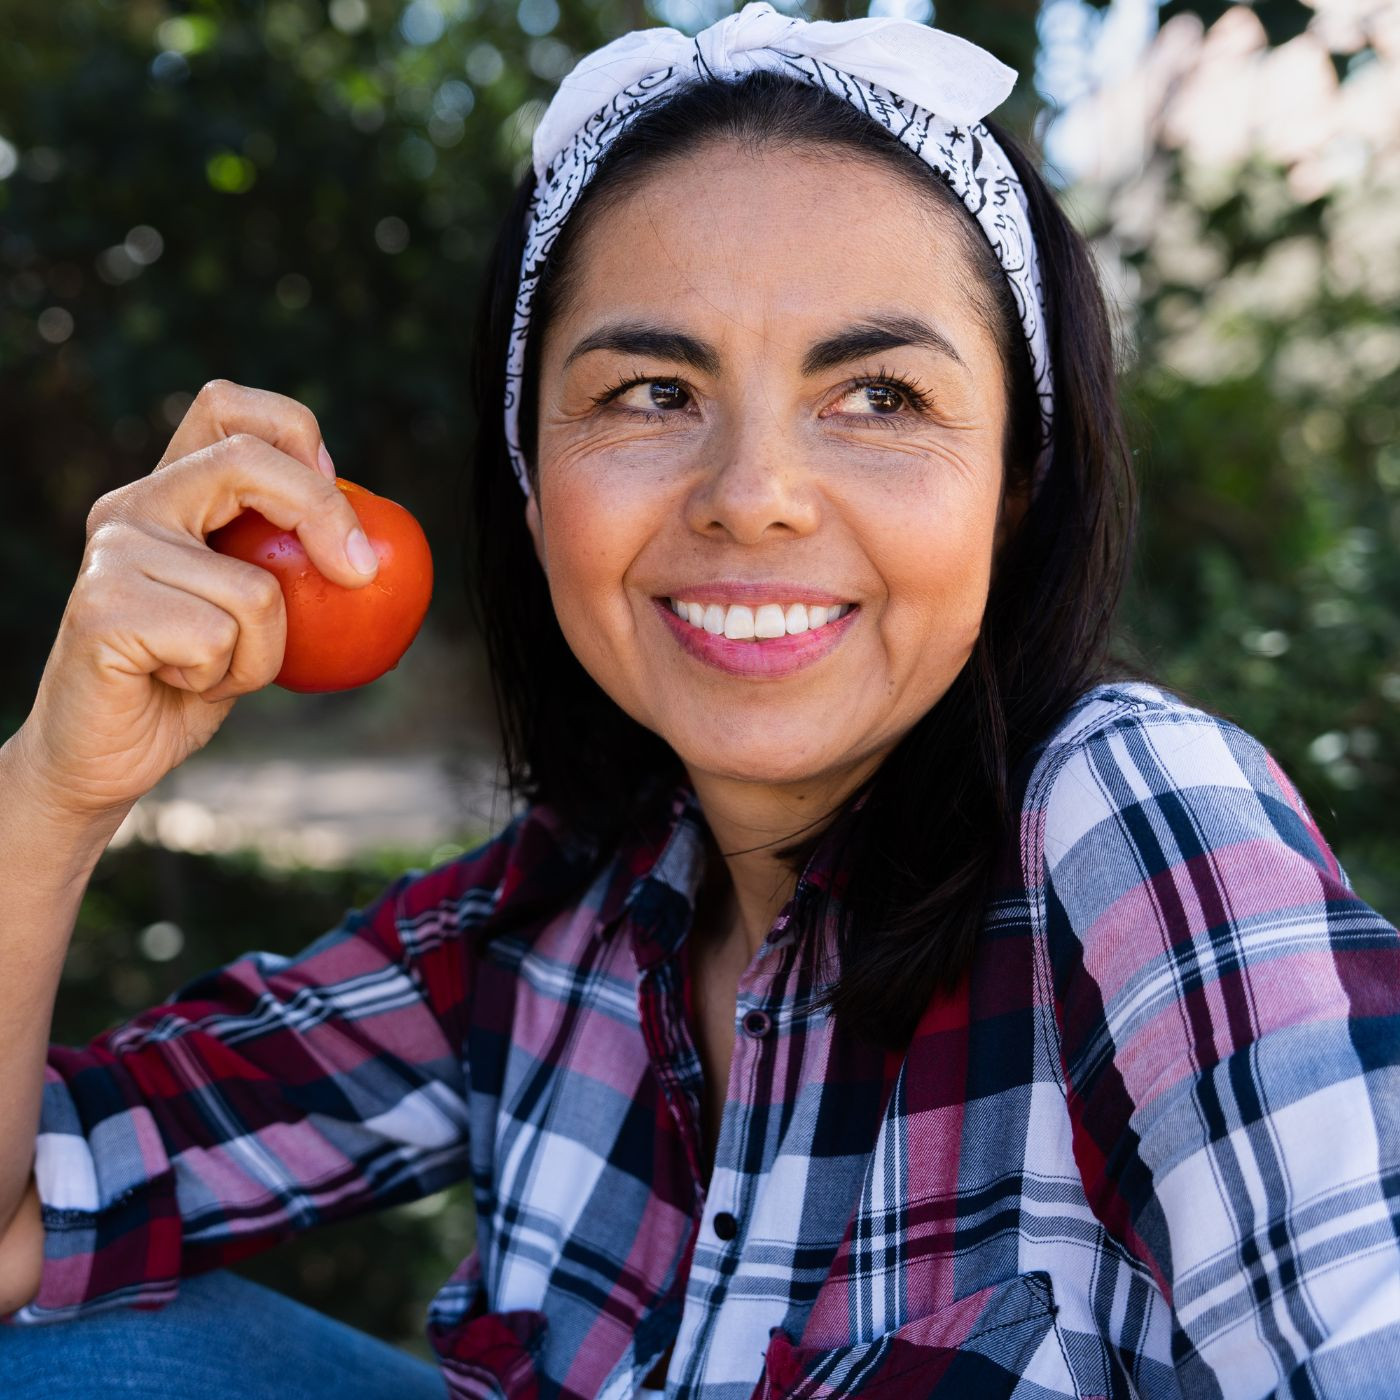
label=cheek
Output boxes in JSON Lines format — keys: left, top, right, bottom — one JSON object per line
{"left": 535, "top": 464, "right": 659, "bottom": 682}
{"left": 869, "top": 484, "right": 1000, "bottom": 659}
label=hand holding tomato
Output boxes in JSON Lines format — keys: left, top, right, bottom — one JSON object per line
{"left": 10, "top": 380, "right": 391, "bottom": 831}
{"left": 208, "top": 478, "right": 432, "bottom": 693}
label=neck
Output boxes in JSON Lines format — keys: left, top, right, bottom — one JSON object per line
{"left": 685, "top": 759, "right": 878, "bottom": 961}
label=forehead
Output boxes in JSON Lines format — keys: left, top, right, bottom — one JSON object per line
{"left": 546, "top": 142, "right": 996, "bottom": 360}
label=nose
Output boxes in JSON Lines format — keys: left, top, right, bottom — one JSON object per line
{"left": 684, "top": 418, "right": 820, "bottom": 544}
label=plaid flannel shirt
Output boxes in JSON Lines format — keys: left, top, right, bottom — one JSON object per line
{"left": 5, "top": 682, "right": 1399, "bottom": 1399}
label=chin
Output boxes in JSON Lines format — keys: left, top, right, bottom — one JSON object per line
{"left": 667, "top": 732, "right": 858, "bottom": 792}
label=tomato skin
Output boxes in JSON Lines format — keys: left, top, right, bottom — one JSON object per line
{"left": 207, "top": 478, "right": 433, "bottom": 693}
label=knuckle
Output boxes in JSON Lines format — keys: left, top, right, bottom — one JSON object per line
{"left": 242, "top": 568, "right": 284, "bottom": 615}
{"left": 85, "top": 487, "right": 123, "bottom": 536}
{"left": 66, "top": 568, "right": 128, "bottom": 641}
{"left": 83, "top": 515, "right": 128, "bottom": 564}
{"left": 63, "top": 579, "right": 103, "bottom": 637}
{"left": 213, "top": 431, "right": 272, "bottom": 474}
{"left": 204, "top": 611, "right": 240, "bottom": 657}
{"left": 197, "top": 378, "right": 237, "bottom": 405}
{"left": 292, "top": 399, "right": 322, "bottom": 439}
{"left": 214, "top": 655, "right": 266, "bottom": 697}
{"left": 221, "top": 430, "right": 258, "bottom": 454}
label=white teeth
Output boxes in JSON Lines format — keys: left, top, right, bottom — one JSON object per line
{"left": 669, "top": 598, "right": 851, "bottom": 640}
{"left": 723, "top": 605, "right": 756, "bottom": 639}
{"left": 754, "top": 603, "right": 786, "bottom": 639}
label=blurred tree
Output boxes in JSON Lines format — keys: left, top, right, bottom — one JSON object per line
{"left": 1072, "top": 8, "right": 1400, "bottom": 912}
{"left": 1156, "top": 0, "right": 1314, "bottom": 46}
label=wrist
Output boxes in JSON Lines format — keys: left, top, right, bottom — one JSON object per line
{"left": 0, "top": 730, "right": 132, "bottom": 876}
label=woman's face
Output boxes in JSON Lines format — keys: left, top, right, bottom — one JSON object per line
{"left": 529, "top": 142, "right": 1024, "bottom": 796}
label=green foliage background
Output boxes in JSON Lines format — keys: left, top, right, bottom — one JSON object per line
{"left": 3, "top": 0, "right": 1396, "bottom": 1360}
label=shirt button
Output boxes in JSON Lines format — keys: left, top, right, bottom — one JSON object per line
{"left": 713, "top": 1211, "right": 739, "bottom": 1241}
{"left": 741, "top": 1009, "right": 772, "bottom": 1039}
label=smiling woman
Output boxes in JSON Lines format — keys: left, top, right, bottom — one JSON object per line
{"left": 481, "top": 71, "right": 1110, "bottom": 1049}
{"left": 3, "top": 4, "right": 1399, "bottom": 1400}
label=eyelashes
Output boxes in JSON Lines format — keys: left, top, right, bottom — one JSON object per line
{"left": 843, "top": 367, "right": 934, "bottom": 416}
{"left": 588, "top": 364, "right": 935, "bottom": 424}
{"left": 589, "top": 369, "right": 679, "bottom": 415}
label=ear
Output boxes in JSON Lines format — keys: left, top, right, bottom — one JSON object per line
{"left": 524, "top": 489, "right": 545, "bottom": 569}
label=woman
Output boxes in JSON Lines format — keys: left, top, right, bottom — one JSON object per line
{"left": 1, "top": 5, "right": 1397, "bottom": 1397}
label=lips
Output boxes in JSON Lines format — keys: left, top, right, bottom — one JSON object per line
{"left": 652, "top": 596, "right": 858, "bottom": 678}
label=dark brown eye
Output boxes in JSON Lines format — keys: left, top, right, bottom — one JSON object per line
{"left": 648, "top": 380, "right": 687, "bottom": 411}
{"left": 610, "top": 378, "right": 691, "bottom": 414}
{"left": 862, "top": 384, "right": 904, "bottom": 414}
{"left": 829, "top": 377, "right": 928, "bottom": 419}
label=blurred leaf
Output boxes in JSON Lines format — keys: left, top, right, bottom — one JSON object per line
{"left": 1158, "top": 0, "right": 1313, "bottom": 47}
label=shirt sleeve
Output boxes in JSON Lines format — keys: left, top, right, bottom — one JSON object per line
{"left": 2, "top": 820, "right": 521, "bottom": 1326}
{"left": 1035, "top": 698, "right": 1400, "bottom": 1396}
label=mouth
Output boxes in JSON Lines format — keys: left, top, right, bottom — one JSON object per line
{"left": 664, "top": 597, "right": 855, "bottom": 641}
{"left": 651, "top": 595, "right": 859, "bottom": 678}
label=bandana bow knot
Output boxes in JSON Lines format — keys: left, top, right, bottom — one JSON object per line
{"left": 533, "top": 2, "right": 1018, "bottom": 181}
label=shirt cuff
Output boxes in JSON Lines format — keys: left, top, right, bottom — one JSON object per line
{"left": 6, "top": 1055, "right": 181, "bottom": 1323}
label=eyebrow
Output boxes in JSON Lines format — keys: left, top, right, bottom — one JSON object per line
{"left": 561, "top": 313, "right": 966, "bottom": 379}
{"left": 563, "top": 323, "right": 721, "bottom": 377}
{"left": 801, "top": 316, "right": 966, "bottom": 375}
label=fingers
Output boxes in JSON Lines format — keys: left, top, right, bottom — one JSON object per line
{"left": 92, "top": 433, "right": 377, "bottom": 590}
{"left": 78, "top": 569, "right": 242, "bottom": 701}
{"left": 135, "top": 538, "right": 290, "bottom": 702}
{"left": 75, "top": 528, "right": 289, "bottom": 701}
{"left": 135, "top": 579, "right": 247, "bottom": 700}
{"left": 156, "top": 379, "right": 335, "bottom": 482}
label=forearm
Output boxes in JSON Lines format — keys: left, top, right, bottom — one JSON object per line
{"left": 0, "top": 729, "right": 132, "bottom": 1235}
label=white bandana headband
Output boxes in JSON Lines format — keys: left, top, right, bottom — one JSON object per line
{"left": 503, "top": 1, "right": 1054, "bottom": 496}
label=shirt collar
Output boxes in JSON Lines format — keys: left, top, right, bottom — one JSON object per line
{"left": 592, "top": 780, "right": 853, "bottom": 974}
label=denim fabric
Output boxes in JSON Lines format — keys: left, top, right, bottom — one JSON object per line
{"left": 0, "top": 1269, "right": 447, "bottom": 1398}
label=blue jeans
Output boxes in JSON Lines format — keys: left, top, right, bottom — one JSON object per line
{"left": 0, "top": 1269, "right": 448, "bottom": 1398}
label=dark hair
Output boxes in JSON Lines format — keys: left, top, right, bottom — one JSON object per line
{"left": 468, "top": 72, "right": 1137, "bottom": 1048}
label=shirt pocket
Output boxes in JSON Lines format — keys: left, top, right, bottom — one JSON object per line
{"left": 755, "top": 1271, "right": 1077, "bottom": 1400}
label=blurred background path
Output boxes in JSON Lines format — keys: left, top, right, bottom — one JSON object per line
{"left": 110, "top": 749, "right": 510, "bottom": 868}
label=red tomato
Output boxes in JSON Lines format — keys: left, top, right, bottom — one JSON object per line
{"left": 208, "top": 478, "right": 433, "bottom": 693}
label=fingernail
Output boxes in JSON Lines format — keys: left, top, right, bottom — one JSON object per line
{"left": 346, "top": 526, "right": 378, "bottom": 575}
{"left": 317, "top": 441, "right": 336, "bottom": 480}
